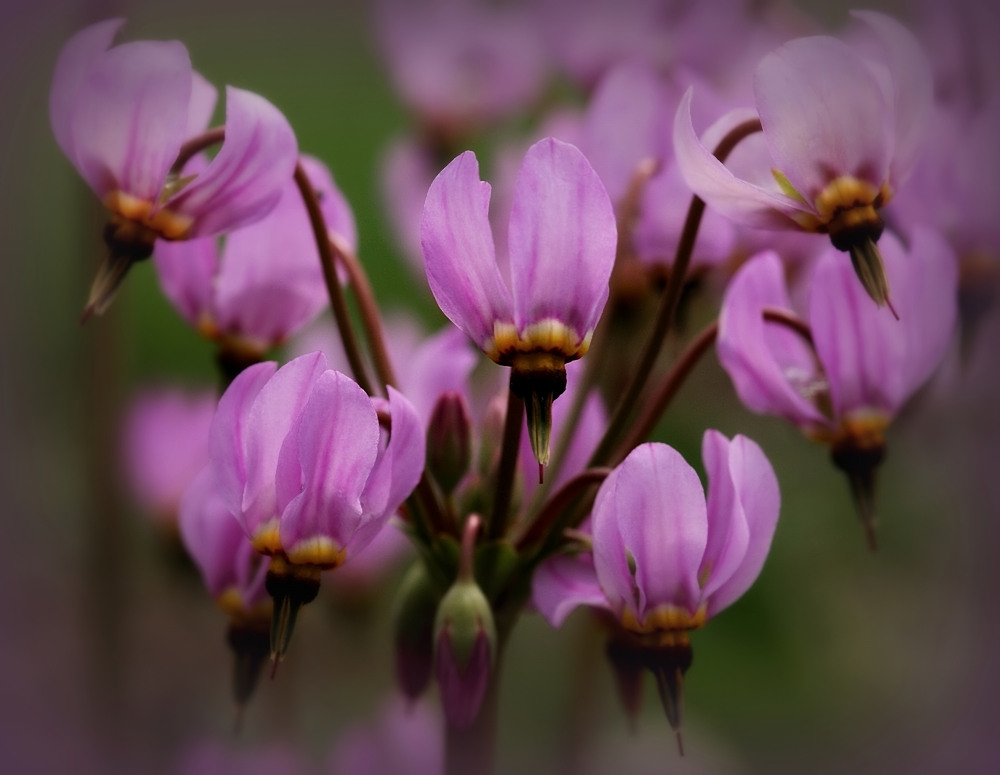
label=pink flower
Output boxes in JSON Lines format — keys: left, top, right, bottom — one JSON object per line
{"left": 674, "top": 12, "right": 933, "bottom": 307}
{"left": 533, "top": 433, "right": 780, "bottom": 632}
{"left": 421, "top": 137, "right": 617, "bottom": 464}
{"left": 153, "top": 155, "right": 355, "bottom": 357}
{"left": 717, "top": 229, "right": 956, "bottom": 545}
{"left": 50, "top": 19, "right": 298, "bottom": 314}
{"left": 209, "top": 351, "right": 425, "bottom": 568}
{"left": 120, "top": 386, "right": 217, "bottom": 528}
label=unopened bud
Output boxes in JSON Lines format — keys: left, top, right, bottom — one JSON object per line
{"left": 392, "top": 561, "right": 442, "bottom": 700}
{"left": 433, "top": 578, "right": 497, "bottom": 728}
{"left": 427, "top": 391, "right": 472, "bottom": 495}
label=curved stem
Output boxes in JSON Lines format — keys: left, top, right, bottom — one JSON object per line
{"left": 515, "top": 467, "right": 612, "bottom": 554}
{"left": 293, "top": 162, "right": 374, "bottom": 396}
{"left": 612, "top": 305, "right": 814, "bottom": 464}
{"left": 329, "top": 233, "right": 398, "bottom": 391}
{"left": 487, "top": 389, "right": 524, "bottom": 541}
{"left": 587, "top": 118, "right": 763, "bottom": 468}
{"left": 171, "top": 126, "right": 226, "bottom": 173}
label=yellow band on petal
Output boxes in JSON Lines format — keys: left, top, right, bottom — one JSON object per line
{"left": 104, "top": 190, "right": 193, "bottom": 240}
{"left": 484, "top": 317, "right": 592, "bottom": 366}
{"left": 621, "top": 604, "right": 707, "bottom": 639}
{"left": 285, "top": 536, "right": 347, "bottom": 569}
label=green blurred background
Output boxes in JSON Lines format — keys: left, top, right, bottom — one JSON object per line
{"left": 1, "top": 0, "right": 998, "bottom": 773}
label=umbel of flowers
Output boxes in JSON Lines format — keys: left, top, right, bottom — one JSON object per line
{"left": 46, "top": 3, "right": 979, "bottom": 772}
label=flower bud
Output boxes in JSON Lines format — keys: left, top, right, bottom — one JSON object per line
{"left": 426, "top": 391, "right": 472, "bottom": 495}
{"left": 433, "top": 577, "right": 497, "bottom": 728}
{"left": 392, "top": 561, "right": 441, "bottom": 701}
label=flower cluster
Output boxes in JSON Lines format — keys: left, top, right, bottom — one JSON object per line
{"left": 48, "top": 2, "right": 988, "bottom": 772}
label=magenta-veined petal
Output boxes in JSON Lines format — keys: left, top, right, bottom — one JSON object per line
{"left": 170, "top": 86, "right": 298, "bottom": 237}
{"left": 152, "top": 234, "right": 219, "bottom": 328}
{"left": 592, "top": 443, "right": 707, "bottom": 623}
{"left": 851, "top": 11, "right": 933, "bottom": 187}
{"left": 238, "top": 352, "right": 328, "bottom": 537}
{"left": 277, "top": 370, "right": 379, "bottom": 556}
{"left": 673, "top": 89, "right": 807, "bottom": 230}
{"left": 179, "top": 466, "right": 250, "bottom": 600}
{"left": 71, "top": 39, "right": 192, "bottom": 201}
{"left": 701, "top": 432, "right": 780, "bottom": 616}
{"left": 421, "top": 150, "right": 513, "bottom": 352}
{"left": 50, "top": 18, "right": 124, "bottom": 163}
{"left": 532, "top": 551, "right": 608, "bottom": 628}
{"left": 718, "top": 251, "right": 831, "bottom": 431}
{"left": 508, "top": 138, "right": 616, "bottom": 339}
{"left": 698, "top": 430, "right": 749, "bottom": 603}
{"left": 361, "top": 386, "right": 426, "bottom": 524}
{"left": 209, "top": 360, "right": 277, "bottom": 535}
{"left": 810, "top": 230, "right": 956, "bottom": 418}
{"left": 754, "top": 35, "right": 892, "bottom": 200}
{"left": 186, "top": 71, "right": 218, "bottom": 138}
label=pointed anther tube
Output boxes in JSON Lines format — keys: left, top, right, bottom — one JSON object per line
{"left": 265, "top": 556, "right": 321, "bottom": 667}
{"left": 509, "top": 352, "right": 567, "bottom": 469}
{"left": 643, "top": 639, "right": 694, "bottom": 755}
{"left": 831, "top": 434, "right": 886, "bottom": 552}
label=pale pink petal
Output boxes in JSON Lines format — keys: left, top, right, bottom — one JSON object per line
{"left": 754, "top": 35, "right": 891, "bottom": 199}
{"left": 170, "top": 86, "right": 298, "bottom": 237}
{"left": 508, "top": 138, "right": 617, "bottom": 339}
{"left": 421, "top": 150, "right": 513, "bottom": 351}
{"left": 592, "top": 443, "right": 707, "bottom": 622}
{"left": 277, "top": 369, "right": 379, "bottom": 554}
{"left": 50, "top": 18, "right": 124, "bottom": 163}
{"left": 698, "top": 431, "right": 750, "bottom": 603}
{"left": 673, "top": 90, "right": 808, "bottom": 230}
{"left": 718, "top": 251, "right": 831, "bottom": 431}
{"left": 531, "top": 551, "right": 609, "bottom": 628}
{"left": 209, "top": 360, "right": 277, "bottom": 535}
{"left": 360, "top": 386, "right": 426, "bottom": 524}
{"left": 239, "top": 352, "right": 328, "bottom": 534}
{"left": 851, "top": 11, "right": 933, "bottom": 186}
{"left": 186, "top": 71, "right": 218, "bottom": 138}
{"left": 71, "top": 39, "right": 192, "bottom": 200}
{"left": 704, "top": 434, "right": 780, "bottom": 616}
{"left": 152, "top": 235, "right": 219, "bottom": 328}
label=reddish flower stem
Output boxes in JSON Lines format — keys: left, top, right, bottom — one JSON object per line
{"left": 486, "top": 389, "right": 524, "bottom": 541}
{"left": 587, "top": 118, "right": 763, "bottom": 469}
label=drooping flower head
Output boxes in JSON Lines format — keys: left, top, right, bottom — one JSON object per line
{"left": 209, "top": 351, "right": 425, "bottom": 660}
{"left": 674, "top": 11, "right": 933, "bottom": 309}
{"left": 717, "top": 228, "right": 957, "bottom": 546}
{"left": 50, "top": 19, "right": 298, "bottom": 315}
{"left": 153, "top": 155, "right": 355, "bottom": 371}
{"left": 421, "top": 137, "right": 617, "bottom": 466}
{"left": 532, "top": 433, "right": 780, "bottom": 739}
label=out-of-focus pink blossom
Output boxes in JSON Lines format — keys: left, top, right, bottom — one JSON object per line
{"left": 153, "top": 155, "right": 355, "bottom": 357}
{"left": 120, "top": 386, "right": 217, "bottom": 528}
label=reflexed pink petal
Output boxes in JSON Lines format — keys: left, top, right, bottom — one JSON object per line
{"left": 360, "top": 386, "right": 426, "bottom": 525}
{"left": 673, "top": 90, "right": 807, "bottom": 230}
{"left": 718, "top": 251, "right": 831, "bottom": 431}
{"left": 50, "top": 18, "right": 124, "bottom": 163}
{"left": 170, "top": 86, "right": 298, "bottom": 237}
{"left": 209, "top": 360, "right": 276, "bottom": 536}
{"left": 810, "top": 230, "right": 956, "bottom": 417}
{"left": 851, "top": 11, "right": 933, "bottom": 186}
{"left": 592, "top": 443, "right": 707, "bottom": 622}
{"left": 698, "top": 431, "right": 750, "bottom": 602}
{"left": 238, "top": 352, "right": 328, "bottom": 535}
{"left": 403, "top": 327, "right": 478, "bottom": 424}
{"left": 152, "top": 235, "right": 219, "bottom": 328}
{"left": 71, "top": 39, "right": 192, "bottom": 200}
{"left": 277, "top": 370, "right": 379, "bottom": 553}
{"left": 179, "top": 467, "right": 251, "bottom": 600}
{"left": 754, "top": 35, "right": 891, "bottom": 199}
{"left": 186, "top": 71, "right": 218, "bottom": 138}
{"left": 702, "top": 433, "right": 780, "bottom": 616}
{"left": 421, "top": 150, "right": 513, "bottom": 351}
{"left": 532, "top": 551, "right": 608, "bottom": 628}
{"left": 301, "top": 154, "right": 358, "bottom": 253}
{"left": 508, "top": 138, "right": 617, "bottom": 339}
